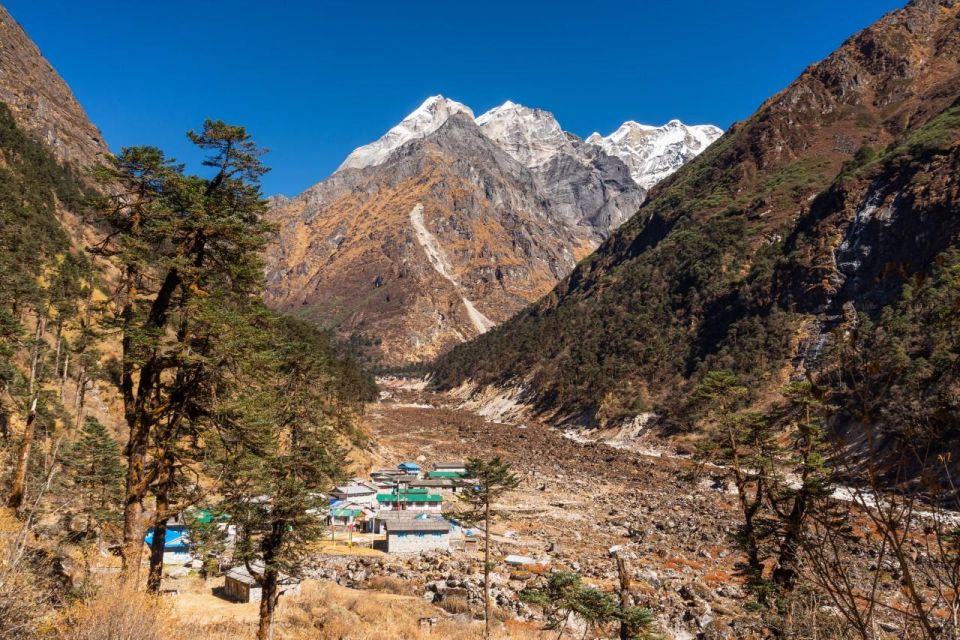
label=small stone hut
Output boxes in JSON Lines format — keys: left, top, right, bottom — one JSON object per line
{"left": 223, "top": 563, "right": 301, "bottom": 603}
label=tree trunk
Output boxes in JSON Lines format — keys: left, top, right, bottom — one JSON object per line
{"left": 6, "top": 397, "right": 37, "bottom": 511}
{"left": 773, "top": 491, "right": 807, "bottom": 590}
{"left": 147, "top": 447, "right": 176, "bottom": 593}
{"left": 120, "top": 414, "right": 150, "bottom": 581}
{"left": 257, "top": 566, "right": 279, "bottom": 640}
{"left": 74, "top": 374, "right": 88, "bottom": 432}
{"left": 119, "top": 268, "right": 181, "bottom": 582}
{"left": 256, "top": 527, "right": 283, "bottom": 640}
{"left": 59, "top": 352, "right": 69, "bottom": 400}
{"left": 147, "top": 514, "right": 168, "bottom": 593}
{"left": 484, "top": 499, "right": 491, "bottom": 640}
{"left": 53, "top": 322, "right": 62, "bottom": 374}
{"left": 28, "top": 315, "right": 45, "bottom": 396}
{"left": 616, "top": 553, "right": 634, "bottom": 640}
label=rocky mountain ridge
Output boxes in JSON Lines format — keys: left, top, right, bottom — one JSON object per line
{"left": 587, "top": 119, "right": 723, "bottom": 190}
{"left": 265, "top": 97, "right": 719, "bottom": 365}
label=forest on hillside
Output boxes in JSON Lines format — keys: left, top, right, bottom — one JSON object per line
{"left": 0, "top": 105, "right": 375, "bottom": 639}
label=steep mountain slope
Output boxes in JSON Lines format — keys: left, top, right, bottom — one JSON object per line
{"left": 266, "top": 97, "right": 719, "bottom": 366}
{"left": 0, "top": 4, "right": 124, "bottom": 441}
{"left": 338, "top": 96, "right": 474, "bottom": 172}
{"left": 265, "top": 113, "right": 601, "bottom": 365}
{"left": 478, "top": 101, "right": 645, "bottom": 231}
{"left": 0, "top": 5, "right": 107, "bottom": 167}
{"left": 433, "top": 0, "right": 960, "bottom": 435}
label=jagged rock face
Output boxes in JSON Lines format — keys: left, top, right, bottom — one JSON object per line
{"left": 587, "top": 120, "right": 723, "bottom": 190}
{"left": 265, "top": 114, "right": 597, "bottom": 365}
{"left": 0, "top": 6, "right": 107, "bottom": 167}
{"left": 267, "top": 94, "right": 713, "bottom": 365}
{"left": 528, "top": 137, "right": 645, "bottom": 232}
{"left": 433, "top": 0, "right": 960, "bottom": 428}
{"left": 478, "top": 101, "right": 646, "bottom": 231}
{"left": 476, "top": 100, "right": 574, "bottom": 167}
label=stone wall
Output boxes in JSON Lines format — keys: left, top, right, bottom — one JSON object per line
{"left": 387, "top": 531, "right": 450, "bottom": 554}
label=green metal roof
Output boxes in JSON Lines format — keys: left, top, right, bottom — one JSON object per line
{"left": 377, "top": 491, "right": 443, "bottom": 503}
{"left": 427, "top": 470, "right": 466, "bottom": 479}
{"left": 187, "top": 508, "right": 229, "bottom": 524}
{"left": 331, "top": 508, "right": 362, "bottom": 518}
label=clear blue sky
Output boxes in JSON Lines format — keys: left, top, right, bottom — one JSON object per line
{"left": 7, "top": 0, "right": 904, "bottom": 196}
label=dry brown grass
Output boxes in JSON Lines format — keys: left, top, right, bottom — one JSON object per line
{"left": 363, "top": 574, "right": 419, "bottom": 596}
{"left": 162, "top": 577, "right": 547, "bottom": 639}
{"left": 310, "top": 539, "right": 386, "bottom": 557}
{"left": 436, "top": 595, "right": 472, "bottom": 615}
{"left": 56, "top": 578, "right": 174, "bottom": 640}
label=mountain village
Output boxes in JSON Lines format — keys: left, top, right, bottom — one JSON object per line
{"left": 0, "top": 1, "right": 958, "bottom": 639}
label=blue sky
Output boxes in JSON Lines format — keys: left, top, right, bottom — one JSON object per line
{"left": 7, "top": 0, "right": 904, "bottom": 196}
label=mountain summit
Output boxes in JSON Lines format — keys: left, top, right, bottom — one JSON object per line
{"left": 475, "top": 100, "right": 574, "bottom": 167}
{"left": 337, "top": 95, "right": 474, "bottom": 171}
{"left": 587, "top": 120, "right": 723, "bottom": 190}
{"left": 266, "top": 97, "right": 717, "bottom": 364}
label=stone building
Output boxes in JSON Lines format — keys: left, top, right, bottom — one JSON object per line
{"left": 384, "top": 515, "right": 451, "bottom": 554}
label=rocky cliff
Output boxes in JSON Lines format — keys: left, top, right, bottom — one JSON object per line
{"left": 0, "top": 5, "right": 107, "bottom": 167}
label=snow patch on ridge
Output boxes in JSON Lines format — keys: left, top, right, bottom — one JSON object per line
{"left": 409, "top": 204, "right": 495, "bottom": 336}
{"left": 338, "top": 96, "right": 474, "bottom": 171}
{"left": 335, "top": 95, "right": 722, "bottom": 194}
{"left": 587, "top": 120, "right": 723, "bottom": 190}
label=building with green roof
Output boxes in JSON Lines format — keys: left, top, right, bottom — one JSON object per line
{"left": 376, "top": 488, "right": 443, "bottom": 512}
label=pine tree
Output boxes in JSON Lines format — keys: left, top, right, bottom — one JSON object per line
{"left": 459, "top": 456, "right": 520, "bottom": 640}
{"left": 64, "top": 417, "right": 124, "bottom": 537}
{"left": 767, "top": 380, "right": 834, "bottom": 591}
{"left": 520, "top": 570, "right": 658, "bottom": 640}
{"left": 694, "top": 371, "right": 772, "bottom": 580}
{"left": 90, "top": 121, "right": 273, "bottom": 582}
{"left": 216, "top": 312, "right": 350, "bottom": 640}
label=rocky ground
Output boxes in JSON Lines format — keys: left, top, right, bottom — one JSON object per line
{"left": 159, "top": 377, "right": 944, "bottom": 639}
{"left": 344, "top": 379, "right": 761, "bottom": 639}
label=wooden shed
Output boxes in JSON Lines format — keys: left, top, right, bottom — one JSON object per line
{"left": 223, "top": 563, "right": 301, "bottom": 603}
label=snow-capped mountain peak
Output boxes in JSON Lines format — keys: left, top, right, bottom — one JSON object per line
{"left": 337, "top": 95, "right": 474, "bottom": 172}
{"left": 587, "top": 120, "right": 723, "bottom": 190}
{"left": 476, "top": 101, "right": 572, "bottom": 168}
{"left": 336, "top": 95, "right": 723, "bottom": 192}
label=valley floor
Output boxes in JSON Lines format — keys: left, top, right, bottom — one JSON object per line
{"left": 165, "top": 380, "right": 934, "bottom": 639}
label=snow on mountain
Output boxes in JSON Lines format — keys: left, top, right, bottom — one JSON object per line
{"left": 337, "top": 95, "right": 474, "bottom": 171}
{"left": 586, "top": 120, "right": 724, "bottom": 190}
{"left": 336, "top": 95, "right": 723, "bottom": 193}
{"left": 475, "top": 101, "right": 573, "bottom": 168}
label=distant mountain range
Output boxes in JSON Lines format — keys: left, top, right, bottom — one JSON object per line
{"left": 265, "top": 96, "right": 720, "bottom": 365}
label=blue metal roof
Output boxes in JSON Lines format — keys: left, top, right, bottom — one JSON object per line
{"left": 144, "top": 524, "right": 190, "bottom": 552}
